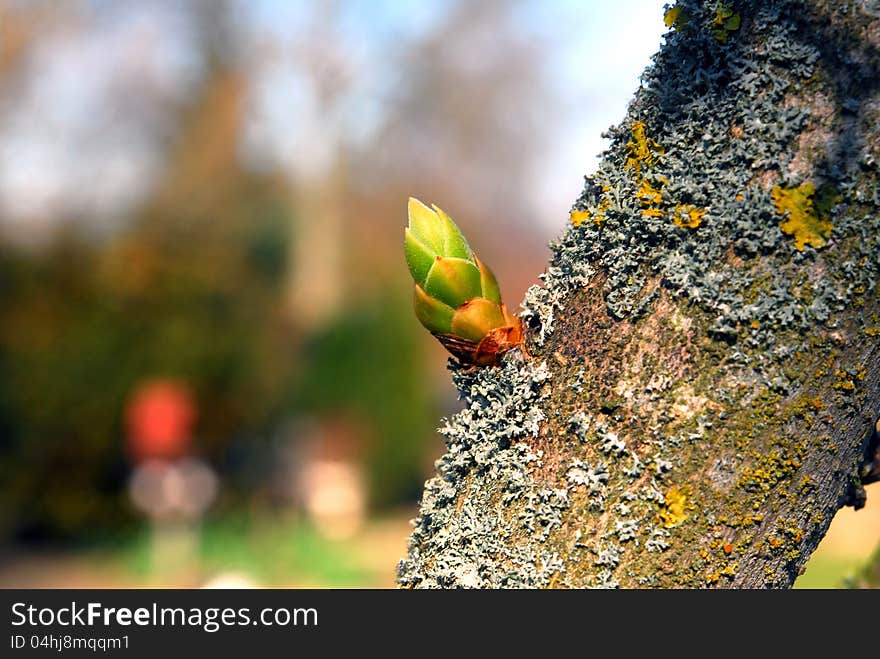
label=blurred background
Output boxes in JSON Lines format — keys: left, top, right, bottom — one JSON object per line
{"left": 0, "top": 0, "right": 875, "bottom": 588}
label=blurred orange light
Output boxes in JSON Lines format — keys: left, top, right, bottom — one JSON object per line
{"left": 125, "top": 379, "right": 196, "bottom": 462}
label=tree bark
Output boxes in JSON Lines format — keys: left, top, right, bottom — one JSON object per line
{"left": 398, "top": 0, "right": 880, "bottom": 589}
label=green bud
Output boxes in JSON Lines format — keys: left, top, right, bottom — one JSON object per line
{"left": 405, "top": 197, "right": 523, "bottom": 366}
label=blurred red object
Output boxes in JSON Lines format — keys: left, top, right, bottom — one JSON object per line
{"left": 125, "top": 379, "right": 196, "bottom": 462}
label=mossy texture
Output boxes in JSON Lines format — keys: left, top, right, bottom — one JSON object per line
{"left": 400, "top": 0, "right": 880, "bottom": 589}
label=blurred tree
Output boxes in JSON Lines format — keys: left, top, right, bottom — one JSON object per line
{"left": 854, "top": 543, "right": 880, "bottom": 588}
{"left": 361, "top": 0, "right": 550, "bottom": 228}
{"left": 0, "top": 3, "right": 301, "bottom": 539}
{"left": 0, "top": 0, "right": 567, "bottom": 542}
{"left": 294, "top": 286, "right": 431, "bottom": 507}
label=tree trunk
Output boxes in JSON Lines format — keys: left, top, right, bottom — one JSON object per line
{"left": 398, "top": 0, "right": 880, "bottom": 589}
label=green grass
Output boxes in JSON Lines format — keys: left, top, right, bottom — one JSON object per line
{"left": 794, "top": 553, "right": 859, "bottom": 589}
{"left": 118, "top": 514, "right": 377, "bottom": 587}
{"left": 199, "top": 516, "right": 373, "bottom": 586}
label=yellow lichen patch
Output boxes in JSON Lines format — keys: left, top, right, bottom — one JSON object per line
{"left": 594, "top": 200, "right": 611, "bottom": 226}
{"left": 784, "top": 395, "right": 823, "bottom": 421}
{"left": 638, "top": 177, "right": 666, "bottom": 218}
{"left": 664, "top": 4, "right": 687, "bottom": 30}
{"left": 771, "top": 182, "right": 834, "bottom": 250}
{"left": 625, "top": 121, "right": 664, "bottom": 174}
{"left": 572, "top": 185, "right": 613, "bottom": 228}
{"left": 833, "top": 370, "right": 855, "bottom": 391}
{"left": 638, "top": 178, "right": 664, "bottom": 206}
{"left": 659, "top": 485, "right": 695, "bottom": 528}
{"left": 672, "top": 204, "right": 706, "bottom": 229}
{"left": 739, "top": 450, "right": 801, "bottom": 493}
{"left": 767, "top": 536, "right": 784, "bottom": 550}
{"left": 569, "top": 210, "right": 590, "bottom": 227}
{"left": 571, "top": 197, "right": 611, "bottom": 228}
{"left": 711, "top": 4, "right": 741, "bottom": 43}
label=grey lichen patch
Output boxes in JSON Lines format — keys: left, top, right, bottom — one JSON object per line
{"left": 593, "top": 570, "right": 620, "bottom": 589}
{"left": 594, "top": 543, "right": 622, "bottom": 568}
{"left": 615, "top": 520, "right": 641, "bottom": 543}
{"left": 567, "top": 459, "right": 609, "bottom": 500}
{"left": 646, "top": 528, "right": 672, "bottom": 553}
{"left": 567, "top": 410, "right": 592, "bottom": 441}
{"left": 519, "top": 488, "right": 570, "bottom": 541}
{"left": 599, "top": 429, "right": 627, "bottom": 456}
{"left": 398, "top": 354, "right": 558, "bottom": 588}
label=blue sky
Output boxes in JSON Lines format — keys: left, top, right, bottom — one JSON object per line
{"left": 520, "top": 1, "right": 668, "bottom": 224}
{"left": 242, "top": 0, "right": 668, "bottom": 230}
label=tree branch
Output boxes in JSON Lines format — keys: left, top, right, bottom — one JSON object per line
{"left": 399, "top": 0, "right": 880, "bottom": 588}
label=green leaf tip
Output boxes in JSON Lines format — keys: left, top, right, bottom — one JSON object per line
{"left": 406, "top": 197, "right": 472, "bottom": 262}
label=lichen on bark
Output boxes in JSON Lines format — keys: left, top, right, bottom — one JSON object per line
{"left": 399, "top": 0, "right": 880, "bottom": 588}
